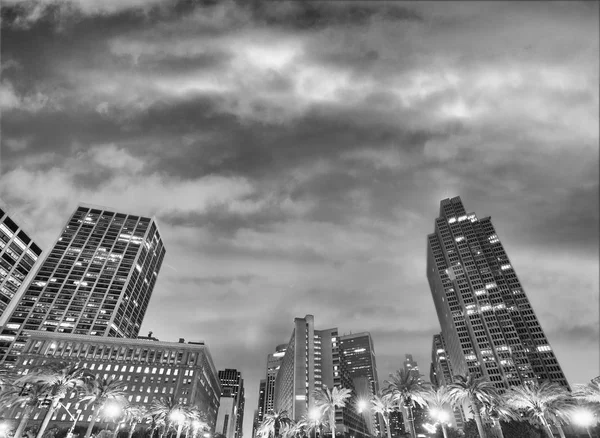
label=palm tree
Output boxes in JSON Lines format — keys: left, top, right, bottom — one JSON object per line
{"left": 0, "top": 382, "right": 51, "bottom": 438}
{"left": 422, "top": 386, "right": 453, "bottom": 438}
{"left": 258, "top": 410, "right": 294, "bottom": 438}
{"left": 574, "top": 380, "right": 600, "bottom": 404}
{"left": 185, "top": 406, "right": 208, "bottom": 438}
{"left": 504, "top": 380, "right": 573, "bottom": 438}
{"left": 369, "top": 393, "right": 395, "bottom": 438}
{"left": 447, "top": 374, "right": 498, "bottom": 438}
{"left": 123, "top": 405, "right": 148, "bottom": 438}
{"left": 479, "top": 394, "right": 519, "bottom": 438}
{"left": 150, "top": 397, "right": 188, "bottom": 438}
{"left": 384, "top": 369, "right": 428, "bottom": 438}
{"left": 21, "top": 361, "right": 91, "bottom": 438}
{"left": 313, "top": 386, "right": 353, "bottom": 438}
{"left": 81, "top": 377, "right": 128, "bottom": 438}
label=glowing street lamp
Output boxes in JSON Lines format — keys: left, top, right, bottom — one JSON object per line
{"left": 356, "top": 399, "right": 369, "bottom": 414}
{"left": 0, "top": 422, "right": 10, "bottom": 438}
{"left": 309, "top": 408, "right": 322, "bottom": 438}
{"left": 429, "top": 409, "right": 451, "bottom": 438}
{"left": 572, "top": 408, "right": 596, "bottom": 438}
{"left": 170, "top": 410, "right": 186, "bottom": 438}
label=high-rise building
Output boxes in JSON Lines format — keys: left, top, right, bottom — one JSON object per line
{"left": 217, "top": 369, "right": 245, "bottom": 438}
{"left": 388, "top": 411, "right": 403, "bottom": 438}
{"left": 265, "top": 344, "right": 286, "bottom": 416}
{"left": 0, "top": 205, "right": 43, "bottom": 319}
{"left": 0, "top": 204, "right": 166, "bottom": 368}
{"left": 339, "top": 333, "right": 379, "bottom": 436}
{"left": 4, "top": 331, "right": 221, "bottom": 428}
{"left": 273, "top": 315, "right": 368, "bottom": 438}
{"left": 430, "top": 333, "right": 464, "bottom": 428}
{"left": 426, "top": 196, "right": 569, "bottom": 391}
{"left": 256, "top": 379, "right": 266, "bottom": 424}
{"left": 403, "top": 354, "right": 422, "bottom": 383}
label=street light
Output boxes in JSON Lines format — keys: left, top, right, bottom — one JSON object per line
{"left": 309, "top": 408, "right": 321, "bottom": 438}
{"left": 170, "top": 410, "right": 186, "bottom": 438}
{"left": 429, "top": 409, "right": 450, "bottom": 438}
{"left": 0, "top": 423, "right": 10, "bottom": 438}
{"left": 356, "top": 399, "right": 369, "bottom": 414}
{"left": 572, "top": 408, "right": 595, "bottom": 438}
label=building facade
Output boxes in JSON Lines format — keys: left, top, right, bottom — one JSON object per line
{"left": 403, "top": 354, "right": 422, "bottom": 383}
{"left": 265, "top": 344, "right": 286, "bottom": 416}
{"left": 218, "top": 369, "right": 245, "bottom": 438}
{"left": 273, "top": 315, "right": 368, "bottom": 438}
{"left": 256, "top": 379, "right": 266, "bottom": 425}
{"left": 4, "top": 331, "right": 221, "bottom": 428}
{"left": 339, "top": 333, "right": 379, "bottom": 436}
{"left": 430, "top": 333, "right": 464, "bottom": 429}
{"left": 0, "top": 206, "right": 43, "bottom": 319}
{"left": 426, "top": 196, "right": 569, "bottom": 391}
{"left": 0, "top": 204, "right": 166, "bottom": 368}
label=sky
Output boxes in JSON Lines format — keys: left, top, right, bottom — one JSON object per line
{"left": 0, "top": 0, "right": 598, "bottom": 436}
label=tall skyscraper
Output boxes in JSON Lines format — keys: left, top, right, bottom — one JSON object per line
{"left": 339, "top": 332, "right": 380, "bottom": 436}
{"left": 265, "top": 344, "right": 286, "bottom": 416}
{"left": 218, "top": 369, "right": 245, "bottom": 438}
{"left": 273, "top": 315, "right": 368, "bottom": 438}
{"left": 0, "top": 204, "right": 165, "bottom": 368}
{"left": 426, "top": 196, "right": 569, "bottom": 390}
{"left": 0, "top": 205, "right": 43, "bottom": 318}
{"left": 256, "top": 379, "right": 266, "bottom": 424}
{"left": 403, "top": 354, "right": 422, "bottom": 383}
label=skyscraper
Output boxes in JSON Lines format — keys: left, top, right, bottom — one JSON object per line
{"left": 265, "top": 344, "right": 286, "bottom": 416}
{"left": 426, "top": 196, "right": 569, "bottom": 390}
{"left": 430, "top": 333, "right": 464, "bottom": 428}
{"left": 256, "top": 379, "right": 266, "bottom": 425}
{"left": 0, "top": 205, "right": 43, "bottom": 318}
{"left": 218, "top": 369, "right": 245, "bottom": 438}
{"left": 0, "top": 204, "right": 165, "bottom": 368}
{"left": 273, "top": 315, "right": 368, "bottom": 438}
{"left": 339, "top": 332, "right": 380, "bottom": 435}
{"left": 403, "top": 354, "right": 422, "bottom": 383}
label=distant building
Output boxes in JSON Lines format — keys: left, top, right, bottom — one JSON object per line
{"left": 0, "top": 205, "right": 43, "bottom": 319}
{"left": 273, "top": 315, "right": 369, "bottom": 438}
{"left": 0, "top": 204, "right": 166, "bottom": 369}
{"left": 5, "top": 331, "right": 221, "bottom": 429}
{"left": 339, "top": 332, "right": 379, "bottom": 436}
{"left": 388, "top": 411, "right": 403, "bottom": 438}
{"left": 403, "top": 354, "right": 422, "bottom": 383}
{"left": 217, "top": 369, "right": 245, "bottom": 438}
{"left": 427, "top": 196, "right": 569, "bottom": 390}
{"left": 256, "top": 379, "right": 266, "bottom": 425}
{"left": 265, "top": 344, "right": 286, "bottom": 415}
{"left": 430, "top": 333, "right": 464, "bottom": 428}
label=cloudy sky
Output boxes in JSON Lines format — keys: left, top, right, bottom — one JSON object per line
{"left": 1, "top": 0, "right": 598, "bottom": 434}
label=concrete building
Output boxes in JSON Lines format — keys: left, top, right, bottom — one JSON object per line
{"left": 403, "top": 354, "right": 422, "bottom": 383}
{"left": 0, "top": 205, "right": 43, "bottom": 319}
{"left": 265, "top": 344, "right": 286, "bottom": 416}
{"left": 256, "top": 379, "right": 266, "bottom": 425}
{"left": 426, "top": 196, "right": 569, "bottom": 391}
{"left": 430, "top": 333, "right": 464, "bottom": 429}
{"left": 4, "top": 331, "right": 221, "bottom": 428}
{"left": 339, "top": 333, "right": 379, "bottom": 436}
{"left": 0, "top": 204, "right": 166, "bottom": 369}
{"left": 273, "top": 315, "right": 368, "bottom": 438}
{"left": 217, "top": 369, "right": 244, "bottom": 438}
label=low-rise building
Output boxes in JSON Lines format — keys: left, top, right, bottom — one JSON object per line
{"left": 5, "top": 331, "right": 221, "bottom": 429}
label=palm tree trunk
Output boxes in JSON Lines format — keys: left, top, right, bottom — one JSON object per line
{"left": 470, "top": 399, "right": 487, "bottom": 438}
{"left": 555, "top": 425, "right": 565, "bottom": 438}
{"left": 35, "top": 399, "right": 60, "bottom": 438}
{"left": 441, "top": 423, "right": 449, "bottom": 438}
{"left": 405, "top": 404, "right": 416, "bottom": 438}
{"left": 540, "top": 418, "right": 554, "bottom": 438}
{"left": 492, "top": 419, "right": 504, "bottom": 438}
{"left": 113, "top": 421, "right": 126, "bottom": 438}
{"left": 14, "top": 406, "right": 33, "bottom": 438}
{"left": 85, "top": 405, "right": 102, "bottom": 438}
{"left": 175, "top": 424, "right": 183, "bottom": 438}
{"left": 329, "top": 411, "right": 335, "bottom": 438}
{"left": 128, "top": 422, "right": 137, "bottom": 438}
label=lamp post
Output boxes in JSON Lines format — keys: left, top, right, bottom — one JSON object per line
{"left": 572, "top": 409, "right": 595, "bottom": 438}
{"left": 104, "top": 403, "right": 122, "bottom": 433}
{"left": 429, "top": 409, "right": 450, "bottom": 438}
{"left": 309, "top": 408, "right": 321, "bottom": 438}
{"left": 170, "top": 410, "right": 186, "bottom": 438}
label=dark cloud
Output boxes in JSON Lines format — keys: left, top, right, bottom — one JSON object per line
{"left": 1, "top": 1, "right": 598, "bottom": 437}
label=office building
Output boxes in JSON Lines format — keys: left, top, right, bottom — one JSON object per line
{"left": 218, "top": 369, "right": 245, "bottom": 438}
{"left": 0, "top": 206, "right": 43, "bottom": 318}
{"left": 430, "top": 333, "right": 464, "bottom": 428}
{"left": 339, "top": 333, "right": 379, "bottom": 436}
{"left": 4, "top": 331, "right": 221, "bottom": 428}
{"left": 403, "top": 354, "right": 422, "bottom": 383}
{"left": 426, "top": 196, "right": 569, "bottom": 391}
{"left": 388, "top": 411, "right": 403, "bottom": 438}
{"left": 256, "top": 379, "right": 266, "bottom": 424}
{"left": 273, "top": 315, "right": 368, "bottom": 438}
{"left": 0, "top": 204, "right": 166, "bottom": 368}
{"left": 265, "top": 344, "right": 286, "bottom": 416}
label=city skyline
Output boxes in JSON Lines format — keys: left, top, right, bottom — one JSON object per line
{"left": 1, "top": 2, "right": 598, "bottom": 438}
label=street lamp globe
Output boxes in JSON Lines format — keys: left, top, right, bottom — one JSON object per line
{"left": 437, "top": 411, "right": 450, "bottom": 423}
{"left": 573, "top": 409, "right": 595, "bottom": 428}
{"left": 357, "top": 399, "right": 369, "bottom": 414}
{"left": 309, "top": 408, "right": 321, "bottom": 422}
{"left": 104, "top": 402, "right": 122, "bottom": 419}
{"left": 170, "top": 410, "right": 186, "bottom": 424}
